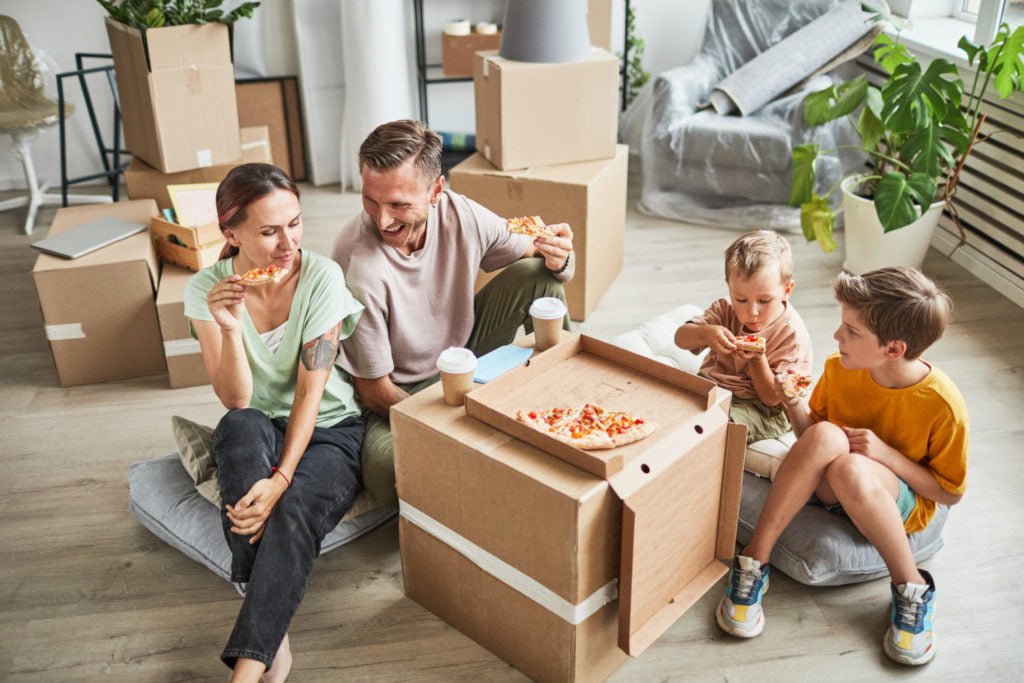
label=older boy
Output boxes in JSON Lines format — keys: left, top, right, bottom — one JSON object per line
{"left": 675, "top": 230, "right": 812, "bottom": 443}
{"left": 716, "top": 266, "right": 969, "bottom": 666}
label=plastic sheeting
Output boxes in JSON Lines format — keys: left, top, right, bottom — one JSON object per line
{"left": 637, "top": 0, "right": 866, "bottom": 231}
{"left": 0, "top": 15, "right": 64, "bottom": 130}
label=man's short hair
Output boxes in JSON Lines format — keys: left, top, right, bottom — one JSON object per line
{"left": 724, "top": 230, "right": 793, "bottom": 283}
{"left": 358, "top": 119, "right": 442, "bottom": 184}
{"left": 833, "top": 266, "right": 952, "bottom": 360}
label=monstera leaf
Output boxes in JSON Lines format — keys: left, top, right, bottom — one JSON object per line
{"left": 789, "top": 144, "right": 819, "bottom": 207}
{"left": 881, "top": 59, "right": 963, "bottom": 134}
{"left": 803, "top": 76, "right": 869, "bottom": 127}
{"left": 799, "top": 194, "right": 837, "bottom": 253}
{"left": 990, "top": 24, "right": 1024, "bottom": 98}
{"left": 874, "top": 172, "right": 937, "bottom": 232}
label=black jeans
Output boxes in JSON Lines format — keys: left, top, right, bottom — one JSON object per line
{"left": 212, "top": 408, "right": 363, "bottom": 670}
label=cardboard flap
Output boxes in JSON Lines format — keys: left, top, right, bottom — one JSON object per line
{"left": 144, "top": 22, "right": 231, "bottom": 70}
{"left": 465, "top": 335, "right": 719, "bottom": 479}
{"left": 616, "top": 419, "right": 734, "bottom": 656}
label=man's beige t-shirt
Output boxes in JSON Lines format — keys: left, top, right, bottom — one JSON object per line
{"left": 688, "top": 298, "right": 812, "bottom": 399}
{"left": 332, "top": 189, "right": 530, "bottom": 384}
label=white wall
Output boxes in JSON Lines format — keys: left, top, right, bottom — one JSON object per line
{"left": 1, "top": 0, "right": 712, "bottom": 188}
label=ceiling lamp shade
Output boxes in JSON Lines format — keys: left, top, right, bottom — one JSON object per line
{"left": 499, "top": 0, "right": 591, "bottom": 63}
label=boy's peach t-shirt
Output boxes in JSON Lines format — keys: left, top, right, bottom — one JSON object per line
{"left": 809, "top": 353, "right": 969, "bottom": 533}
{"left": 688, "top": 298, "right": 812, "bottom": 400}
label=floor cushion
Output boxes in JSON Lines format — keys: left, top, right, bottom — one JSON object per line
{"left": 737, "top": 472, "right": 948, "bottom": 586}
{"left": 610, "top": 305, "right": 949, "bottom": 586}
{"left": 129, "top": 454, "right": 395, "bottom": 582}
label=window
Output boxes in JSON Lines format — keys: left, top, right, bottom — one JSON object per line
{"left": 952, "top": 0, "right": 1022, "bottom": 42}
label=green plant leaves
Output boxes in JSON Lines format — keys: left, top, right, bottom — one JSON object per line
{"left": 874, "top": 171, "right": 937, "bottom": 232}
{"left": 95, "top": 0, "right": 259, "bottom": 28}
{"left": 799, "top": 194, "right": 838, "bottom": 253}
{"left": 991, "top": 24, "right": 1024, "bottom": 99}
{"left": 789, "top": 144, "right": 819, "bottom": 207}
{"left": 881, "top": 58, "right": 963, "bottom": 133}
{"left": 873, "top": 34, "right": 914, "bottom": 74}
{"left": 804, "top": 76, "right": 869, "bottom": 127}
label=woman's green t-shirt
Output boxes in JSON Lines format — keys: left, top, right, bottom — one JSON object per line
{"left": 184, "top": 250, "right": 364, "bottom": 427}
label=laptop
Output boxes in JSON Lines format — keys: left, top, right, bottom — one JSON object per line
{"left": 31, "top": 217, "right": 148, "bottom": 259}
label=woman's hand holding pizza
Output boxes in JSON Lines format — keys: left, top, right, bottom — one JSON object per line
{"left": 534, "top": 222, "right": 574, "bottom": 272}
{"left": 207, "top": 274, "right": 247, "bottom": 332}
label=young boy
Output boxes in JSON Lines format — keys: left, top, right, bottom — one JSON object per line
{"left": 675, "top": 230, "right": 812, "bottom": 443}
{"left": 716, "top": 266, "right": 968, "bottom": 666}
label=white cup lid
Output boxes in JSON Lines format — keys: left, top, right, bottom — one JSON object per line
{"left": 529, "top": 297, "right": 566, "bottom": 320}
{"left": 436, "top": 346, "right": 477, "bottom": 374}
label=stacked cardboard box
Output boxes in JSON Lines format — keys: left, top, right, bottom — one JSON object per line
{"left": 157, "top": 265, "right": 208, "bottom": 389}
{"left": 32, "top": 201, "right": 166, "bottom": 387}
{"left": 450, "top": 48, "right": 625, "bottom": 321}
{"left": 393, "top": 336, "right": 745, "bottom": 681}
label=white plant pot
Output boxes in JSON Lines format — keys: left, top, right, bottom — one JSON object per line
{"left": 841, "top": 176, "right": 945, "bottom": 274}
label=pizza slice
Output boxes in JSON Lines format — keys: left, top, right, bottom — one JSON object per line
{"left": 781, "top": 373, "right": 813, "bottom": 398}
{"left": 239, "top": 264, "right": 289, "bottom": 287}
{"left": 516, "top": 403, "right": 656, "bottom": 450}
{"left": 507, "top": 215, "right": 553, "bottom": 240}
{"left": 734, "top": 334, "right": 767, "bottom": 354}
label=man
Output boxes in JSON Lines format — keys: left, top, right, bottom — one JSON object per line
{"left": 332, "top": 119, "right": 574, "bottom": 507}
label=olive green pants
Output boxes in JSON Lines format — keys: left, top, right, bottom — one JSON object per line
{"left": 361, "top": 258, "right": 571, "bottom": 507}
{"left": 730, "top": 395, "right": 792, "bottom": 444}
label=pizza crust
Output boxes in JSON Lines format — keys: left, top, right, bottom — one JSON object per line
{"left": 240, "top": 266, "right": 288, "bottom": 287}
{"left": 609, "top": 419, "right": 657, "bottom": 447}
{"left": 781, "top": 373, "right": 813, "bottom": 398}
{"left": 515, "top": 405, "right": 654, "bottom": 451}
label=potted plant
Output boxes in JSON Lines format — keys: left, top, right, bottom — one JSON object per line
{"left": 789, "top": 8, "right": 1024, "bottom": 273}
{"left": 96, "top": 0, "right": 260, "bottom": 29}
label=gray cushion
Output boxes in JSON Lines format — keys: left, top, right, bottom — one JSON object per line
{"left": 129, "top": 454, "right": 395, "bottom": 582}
{"left": 737, "top": 472, "right": 948, "bottom": 586}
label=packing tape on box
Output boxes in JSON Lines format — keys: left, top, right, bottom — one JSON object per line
{"left": 400, "top": 500, "right": 618, "bottom": 624}
{"left": 164, "top": 338, "right": 202, "bottom": 357}
{"left": 241, "top": 139, "right": 270, "bottom": 152}
{"left": 475, "top": 22, "right": 498, "bottom": 35}
{"left": 45, "top": 323, "right": 85, "bottom": 341}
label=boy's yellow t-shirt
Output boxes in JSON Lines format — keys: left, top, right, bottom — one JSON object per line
{"left": 809, "top": 353, "right": 969, "bottom": 533}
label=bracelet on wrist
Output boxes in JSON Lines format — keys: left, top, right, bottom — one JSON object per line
{"left": 271, "top": 466, "right": 291, "bottom": 487}
{"left": 552, "top": 252, "right": 571, "bottom": 275}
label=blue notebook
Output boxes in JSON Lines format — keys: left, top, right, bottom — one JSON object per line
{"left": 474, "top": 345, "right": 533, "bottom": 384}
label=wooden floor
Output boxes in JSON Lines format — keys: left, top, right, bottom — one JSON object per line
{"left": 2, "top": 174, "right": 1023, "bottom": 682}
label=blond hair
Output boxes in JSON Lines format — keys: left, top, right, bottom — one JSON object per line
{"left": 833, "top": 266, "right": 951, "bottom": 359}
{"left": 724, "top": 230, "right": 793, "bottom": 283}
{"left": 358, "top": 119, "right": 442, "bottom": 184}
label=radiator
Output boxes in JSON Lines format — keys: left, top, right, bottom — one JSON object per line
{"left": 857, "top": 56, "right": 1024, "bottom": 308}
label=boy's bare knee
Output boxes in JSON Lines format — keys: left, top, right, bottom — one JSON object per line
{"left": 826, "top": 454, "right": 882, "bottom": 501}
{"left": 789, "top": 421, "right": 849, "bottom": 466}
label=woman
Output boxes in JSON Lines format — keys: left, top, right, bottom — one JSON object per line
{"left": 184, "top": 163, "right": 365, "bottom": 682}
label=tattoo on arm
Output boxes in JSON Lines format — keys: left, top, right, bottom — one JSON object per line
{"left": 301, "top": 323, "right": 341, "bottom": 371}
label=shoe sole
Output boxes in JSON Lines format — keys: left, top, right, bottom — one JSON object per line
{"left": 882, "top": 633, "right": 935, "bottom": 666}
{"left": 716, "top": 601, "right": 764, "bottom": 638}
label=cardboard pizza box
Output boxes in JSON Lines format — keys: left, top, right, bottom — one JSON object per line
{"left": 391, "top": 334, "right": 745, "bottom": 681}
{"left": 106, "top": 18, "right": 240, "bottom": 174}
{"left": 474, "top": 49, "right": 619, "bottom": 171}
{"left": 156, "top": 264, "right": 209, "bottom": 389}
{"left": 32, "top": 201, "right": 166, "bottom": 387}
{"left": 449, "top": 146, "right": 627, "bottom": 321}
{"left": 125, "top": 126, "right": 273, "bottom": 211}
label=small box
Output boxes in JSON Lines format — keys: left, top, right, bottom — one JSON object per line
{"left": 449, "top": 146, "right": 628, "bottom": 321}
{"left": 441, "top": 31, "right": 502, "bottom": 77}
{"left": 125, "top": 126, "right": 273, "bottom": 211}
{"left": 149, "top": 217, "right": 224, "bottom": 273}
{"left": 106, "top": 18, "right": 241, "bottom": 173}
{"left": 392, "top": 335, "right": 745, "bottom": 681}
{"left": 236, "top": 78, "right": 307, "bottom": 182}
{"left": 157, "top": 264, "right": 208, "bottom": 389}
{"left": 474, "top": 49, "right": 619, "bottom": 171}
{"left": 32, "top": 201, "right": 166, "bottom": 387}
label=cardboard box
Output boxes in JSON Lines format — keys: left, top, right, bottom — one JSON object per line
{"left": 32, "top": 201, "right": 166, "bottom": 387}
{"left": 149, "top": 216, "right": 223, "bottom": 272}
{"left": 587, "top": 0, "right": 614, "bottom": 51}
{"left": 392, "top": 335, "right": 745, "bottom": 681}
{"left": 157, "top": 264, "right": 208, "bottom": 389}
{"left": 106, "top": 18, "right": 241, "bottom": 174}
{"left": 236, "top": 78, "right": 307, "bottom": 182}
{"left": 474, "top": 49, "right": 619, "bottom": 171}
{"left": 449, "top": 146, "right": 628, "bottom": 321}
{"left": 441, "top": 31, "right": 502, "bottom": 77}
{"left": 125, "top": 126, "right": 273, "bottom": 210}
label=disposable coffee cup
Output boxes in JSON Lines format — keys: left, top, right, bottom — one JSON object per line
{"left": 436, "top": 347, "right": 478, "bottom": 406}
{"left": 530, "top": 297, "right": 567, "bottom": 351}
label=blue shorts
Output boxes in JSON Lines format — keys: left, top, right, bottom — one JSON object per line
{"left": 820, "top": 478, "right": 917, "bottom": 523}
